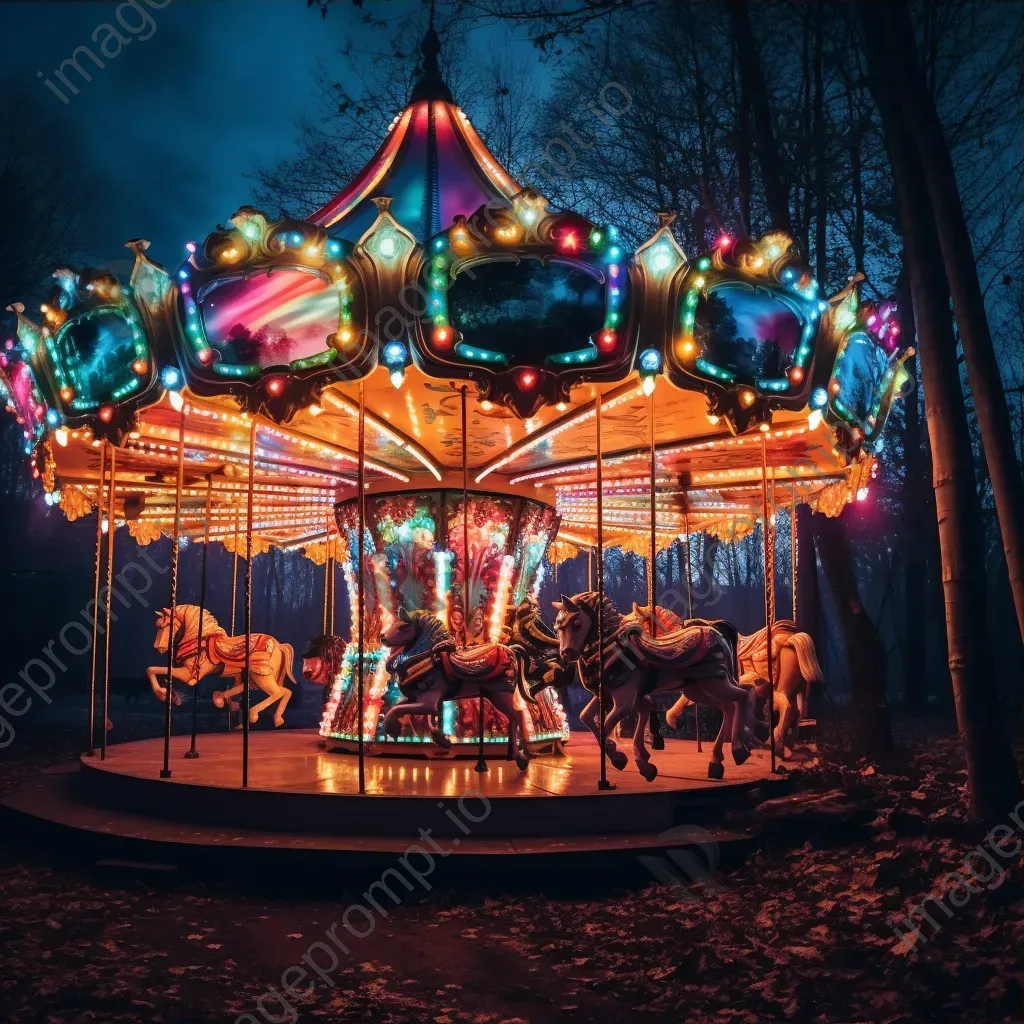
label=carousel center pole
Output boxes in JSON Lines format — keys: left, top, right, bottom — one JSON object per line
{"left": 242, "top": 419, "right": 256, "bottom": 788}
{"left": 761, "top": 430, "right": 777, "bottom": 774}
{"left": 185, "top": 474, "right": 213, "bottom": 760}
{"left": 466, "top": 386, "right": 487, "bottom": 774}
{"left": 160, "top": 406, "right": 185, "bottom": 778}
{"left": 356, "top": 381, "right": 366, "bottom": 795}
{"left": 596, "top": 390, "right": 613, "bottom": 791}
{"left": 101, "top": 444, "right": 117, "bottom": 762}
{"left": 86, "top": 440, "right": 107, "bottom": 758}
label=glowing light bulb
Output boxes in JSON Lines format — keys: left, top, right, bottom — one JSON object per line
{"left": 390, "top": 369, "right": 405, "bottom": 389}
{"left": 807, "top": 409, "right": 823, "bottom": 430}
{"left": 641, "top": 375, "right": 656, "bottom": 397}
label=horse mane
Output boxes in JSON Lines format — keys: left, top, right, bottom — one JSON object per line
{"left": 176, "top": 604, "right": 224, "bottom": 642}
{"left": 404, "top": 610, "right": 452, "bottom": 656}
{"left": 573, "top": 590, "right": 624, "bottom": 642}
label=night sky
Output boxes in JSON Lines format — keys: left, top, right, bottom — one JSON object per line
{"left": 1, "top": 0, "right": 532, "bottom": 270}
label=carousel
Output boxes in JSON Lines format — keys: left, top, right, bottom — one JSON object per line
{"left": 0, "top": 27, "right": 910, "bottom": 855}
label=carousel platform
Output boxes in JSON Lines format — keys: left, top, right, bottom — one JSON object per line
{"left": 1, "top": 731, "right": 787, "bottom": 871}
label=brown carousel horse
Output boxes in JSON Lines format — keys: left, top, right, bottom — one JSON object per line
{"left": 553, "top": 592, "right": 757, "bottom": 781}
{"left": 631, "top": 603, "right": 823, "bottom": 759}
{"left": 147, "top": 605, "right": 297, "bottom": 727}
{"left": 380, "top": 609, "right": 536, "bottom": 770}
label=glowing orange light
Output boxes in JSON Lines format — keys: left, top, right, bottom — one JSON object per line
{"left": 740, "top": 389, "right": 756, "bottom": 407}
{"left": 266, "top": 376, "right": 286, "bottom": 397}
{"left": 519, "top": 370, "right": 537, "bottom": 390}
{"left": 789, "top": 366, "right": 804, "bottom": 383}
{"left": 98, "top": 405, "right": 114, "bottom": 423}
{"left": 132, "top": 359, "right": 148, "bottom": 375}
{"left": 59, "top": 386, "right": 74, "bottom": 402}
{"left": 829, "top": 379, "right": 841, "bottom": 394}
{"left": 681, "top": 340, "right": 696, "bottom": 357}
{"left": 339, "top": 328, "right": 353, "bottom": 343}
{"left": 599, "top": 329, "right": 616, "bottom": 350}
{"left": 433, "top": 325, "right": 452, "bottom": 347}
{"left": 560, "top": 232, "right": 578, "bottom": 252}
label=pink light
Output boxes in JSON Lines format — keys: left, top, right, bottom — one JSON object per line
{"left": 560, "top": 232, "right": 578, "bottom": 252}
{"left": 519, "top": 370, "right": 537, "bottom": 390}
{"left": 718, "top": 234, "right": 732, "bottom": 249}
{"left": 185, "top": 241, "right": 197, "bottom": 254}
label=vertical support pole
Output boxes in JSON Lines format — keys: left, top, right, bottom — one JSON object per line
{"left": 160, "top": 407, "right": 185, "bottom": 777}
{"left": 322, "top": 505, "right": 331, "bottom": 634}
{"left": 683, "top": 503, "right": 701, "bottom": 751}
{"left": 228, "top": 505, "right": 240, "bottom": 733}
{"left": 791, "top": 480, "right": 799, "bottom": 621}
{"left": 596, "top": 391, "right": 613, "bottom": 791}
{"left": 587, "top": 549, "right": 593, "bottom": 591}
{"left": 101, "top": 444, "right": 117, "bottom": 762}
{"left": 357, "top": 382, "right": 367, "bottom": 795}
{"left": 243, "top": 419, "right": 256, "bottom": 788}
{"left": 761, "top": 430, "right": 777, "bottom": 774}
{"left": 648, "top": 387, "right": 657, "bottom": 636}
{"left": 86, "top": 441, "right": 107, "bottom": 758}
{"left": 185, "top": 475, "right": 213, "bottom": 760}
{"left": 464, "top": 387, "right": 487, "bottom": 774}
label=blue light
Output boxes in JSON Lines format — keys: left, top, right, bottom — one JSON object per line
{"left": 811, "top": 387, "right": 828, "bottom": 408}
{"left": 327, "top": 240, "right": 341, "bottom": 255}
{"left": 177, "top": 269, "right": 189, "bottom": 280}
{"left": 383, "top": 342, "right": 407, "bottom": 366}
{"left": 46, "top": 409, "right": 60, "bottom": 426}
{"left": 609, "top": 226, "right": 620, "bottom": 240}
{"left": 608, "top": 246, "right": 622, "bottom": 259}
{"left": 434, "top": 238, "right": 445, "bottom": 250}
{"left": 290, "top": 233, "right": 302, "bottom": 246}
{"left": 161, "top": 366, "right": 182, "bottom": 390}
{"left": 639, "top": 349, "right": 661, "bottom": 372}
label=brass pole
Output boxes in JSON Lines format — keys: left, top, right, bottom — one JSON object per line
{"left": 160, "top": 407, "right": 185, "bottom": 777}
{"left": 648, "top": 387, "right": 657, "bottom": 636}
{"left": 101, "top": 444, "right": 117, "bottom": 762}
{"left": 243, "top": 419, "right": 256, "bottom": 788}
{"left": 357, "top": 381, "right": 366, "bottom": 794}
{"left": 228, "top": 506, "right": 240, "bottom": 733}
{"left": 466, "top": 387, "right": 486, "bottom": 774}
{"left": 596, "top": 391, "right": 612, "bottom": 791}
{"left": 791, "top": 479, "right": 798, "bottom": 621}
{"left": 683, "top": 503, "right": 700, "bottom": 751}
{"left": 761, "top": 430, "right": 777, "bottom": 774}
{"left": 185, "top": 475, "right": 213, "bottom": 760}
{"left": 322, "top": 505, "right": 331, "bottom": 635}
{"left": 86, "top": 440, "right": 107, "bottom": 758}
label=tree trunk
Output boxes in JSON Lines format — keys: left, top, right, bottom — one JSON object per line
{"left": 882, "top": 0, "right": 1024, "bottom": 644}
{"left": 864, "top": 13, "right": 1021, "bottom": 818}
{"left": 814, "top": 513, "right": 892, "bottom": 758}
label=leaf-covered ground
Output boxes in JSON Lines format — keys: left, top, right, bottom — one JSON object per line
{"left": 0, "top": 709, "right": 1021, "bottom": 1023}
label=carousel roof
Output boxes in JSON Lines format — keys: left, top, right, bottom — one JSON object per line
{"left": 2, "top": 25, "right": 911, "bottom": 565}
{"left": 309, "top": 24, "right": 519, "bottom": 241}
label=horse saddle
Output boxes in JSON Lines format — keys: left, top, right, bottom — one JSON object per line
{"left": 438, "top": 644, "right": 512, "bottom": 683}
{"left": 617, "top": 624, "right": 718, "bottom": 672}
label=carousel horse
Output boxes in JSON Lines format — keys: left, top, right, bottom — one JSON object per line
{"left": 380, "top": 608, "right": 536, "bottom": 770}
{"left": 631, "top": 603, "right": 823, "bottom": 759}
{"left": 302, "top": 634, "right": 348, "bottom": 712}
{"left": 147, "top": 605, "right": 297, "bottom": 727}
{"left": 553, "top": 592, "right": 756, "bottom": 781}
{"left": 508, "top": 595, "right": 578, "bottom": 698}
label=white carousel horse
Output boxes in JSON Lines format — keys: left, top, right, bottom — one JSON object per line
{"left": 147, "top": 605, "right": 296, "bottom": 727}
{"left": 553, "top": 592, "right": 757, "bottom": 781}
{"left": 379, "top": 609, "right": 535, "bottom": 770}
{"left": 631, "top": 603, "right": 823, "bottom": 760}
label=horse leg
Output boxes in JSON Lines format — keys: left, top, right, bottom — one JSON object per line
{"left": 648, "top": 700, "right": 665, "bottom": 750}
{"left": 146, "top": 666, "right": 167, "bottom": 701}
{"left": 213, "top": 681, "right": 244, "bottom": 709}
{"left": 598, "top": 685, "right": 634, "bottom": 772}
{"left": 632, "top": 699, "right": 658, "bottom": 782}
{"left": 579, "top": 694, "right": 624, "bottom": 769}
{"left": 663, "top": 691, "right": 692, "bottom": 729}
{"left": 247, "top": 676, "right": 284, "bottom": 724}
{"left": 774, "top": 690, "right": 794, "bottom": 760}
{"left": 490, "top": 690, "right": 528, "bottom": 771}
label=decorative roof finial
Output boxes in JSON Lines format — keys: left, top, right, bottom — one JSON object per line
{"left": 410, "top": 0, "right": 453, "bottom": 103}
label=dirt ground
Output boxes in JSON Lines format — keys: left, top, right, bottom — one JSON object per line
{"left": 0, "top": 707, "right": 1021, "bottom": 1024}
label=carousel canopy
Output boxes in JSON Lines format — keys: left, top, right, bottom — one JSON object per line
{"left": 2, "top": 26, "right": 911, "bottom": 563}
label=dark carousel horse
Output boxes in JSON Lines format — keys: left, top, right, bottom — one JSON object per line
{"left": 508, "top": 595, "right": 578, "bottom": 698}
{"left": 380, "top": 609, "right": 536, "bottom": 770}
{"left": 553, "top": 592, "right": 757, "bottom": 781}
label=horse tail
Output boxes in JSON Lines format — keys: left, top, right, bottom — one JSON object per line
{"left": 512, "top": 648, "right": 538, "bottom": 707}
{"left": 787, "top": 633, "right": 823, "bottom": 686}
{"left": 279, "top": 643, "right": 298, "bottom": 689}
